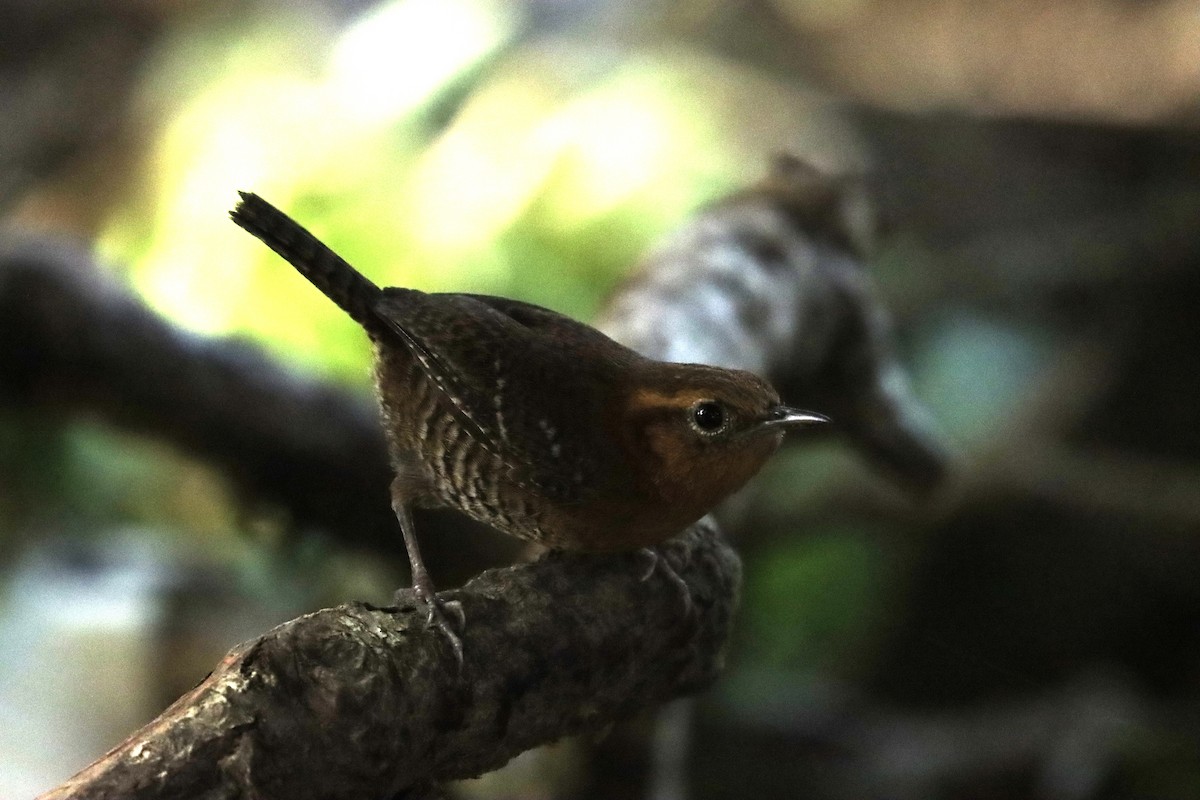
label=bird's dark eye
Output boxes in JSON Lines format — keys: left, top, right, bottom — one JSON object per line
{"left": 689, "top": 400, "right": 727, "bottom": 434}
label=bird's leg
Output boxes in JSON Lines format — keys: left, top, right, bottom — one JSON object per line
{"left": 391, "top": 480, "right": 464, "bottom": 664}
{"left": 638, "top": 546, "right": 693, "bottom": 617}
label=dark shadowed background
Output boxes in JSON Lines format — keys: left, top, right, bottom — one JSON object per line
{"left": 2, "top": 1, "right": 1199, "bottom": 798}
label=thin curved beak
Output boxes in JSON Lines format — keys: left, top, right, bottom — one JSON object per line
{"left": 761, "top": 405, "right": 831, "bottom": 429}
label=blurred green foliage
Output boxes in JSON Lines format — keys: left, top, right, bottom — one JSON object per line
{"left": 96, "top": 0, "right": 860, "bottom": 383}
{"left": 0, "top": 411, "right": 70, "bottom": 536}
{"left": 0, "top": 410, "right": 237, "bottom": 545}
{"left": 742, "top": 525, "right": 889, "bottom": 674}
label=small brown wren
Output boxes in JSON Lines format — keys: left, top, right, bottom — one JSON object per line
{"left": 230, "top": 192, "right": 828, "bottom": 660}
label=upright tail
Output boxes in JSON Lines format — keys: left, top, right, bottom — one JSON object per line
{"left": 230, "top": 192, "right": 383, "bottom": 331}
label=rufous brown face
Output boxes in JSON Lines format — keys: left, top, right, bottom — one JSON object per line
{"left": 620, "top": 364, "right": 827, "bottom": 515}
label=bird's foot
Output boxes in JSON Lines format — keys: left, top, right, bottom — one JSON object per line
{"left": 638, "top": 546, "right": 693, "bottom": 618}
{"left": 394, "top": 585, "right": 465, "bottom": 666}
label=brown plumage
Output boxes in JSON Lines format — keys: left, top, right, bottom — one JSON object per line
{"left": 230, "top": 192, "right": 827, "bottom": 661}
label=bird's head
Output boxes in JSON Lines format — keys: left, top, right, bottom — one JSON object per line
{"left": 616, "top": 362, "right": 827, "bottom": 525}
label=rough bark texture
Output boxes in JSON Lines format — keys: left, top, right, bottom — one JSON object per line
{"left": 23, "top": 161, "right": 945, "bottom": 799}
{"left": 39, "top": 524, "right": 738, "bottom": 800}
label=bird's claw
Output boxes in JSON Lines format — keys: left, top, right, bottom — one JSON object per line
{"left": 422, "top": 596, "right": 464, "bottom": 666}
{"left": 395, "top": 586, "right": 465, "bottom": 666}
{"left": 639, "top": 550, "right": 658, "bottom": 582}
{"left": 440, "top": 598, "right": 467, "bottom": 629}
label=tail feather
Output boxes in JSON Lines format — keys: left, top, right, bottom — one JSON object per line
{"left": 230, "top": 192, "right": 382, "bottom": 331}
